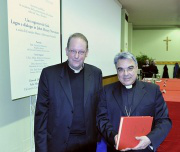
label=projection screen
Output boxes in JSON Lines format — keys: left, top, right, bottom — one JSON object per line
{"left": 62, "top": 0, "right": 122, "bottom": 77}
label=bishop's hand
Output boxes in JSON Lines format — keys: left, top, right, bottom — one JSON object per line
{"left": 131, "top": 136, "right": 151, "bottom": 150}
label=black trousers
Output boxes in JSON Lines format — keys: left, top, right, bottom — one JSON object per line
{"left": 65, "top": 134, "right": 96, "bottom": 152}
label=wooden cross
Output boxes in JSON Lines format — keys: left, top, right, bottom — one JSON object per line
{"left": 163, "top": 37, "right": 171, "bottom": 51}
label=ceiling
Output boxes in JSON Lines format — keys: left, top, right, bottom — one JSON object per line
{"left": 118, "top": 0, "right": 180, "bottom": 28}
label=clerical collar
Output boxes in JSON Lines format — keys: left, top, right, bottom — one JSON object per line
{"left": 124, "top": 80, "right": 137, "bottom": 89}
{"left": 68, "top": 62, "right": 84, "bottom": 73}
{"left": 125, "top": 85, "right": 132, "bottom": 89}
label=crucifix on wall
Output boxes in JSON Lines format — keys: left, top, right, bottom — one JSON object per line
{"left": 163, "top": 37, "right": 171, "bottom": 51}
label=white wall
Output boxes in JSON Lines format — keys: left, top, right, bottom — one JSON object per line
{"left": 128, "top": 23, "right": 133, "bottom": 53}
{"left": 0, "top": 0, "right": 31, "bottom": 151}
{"left": 121, "top": 9, "right": 129, "bottom": 52}
{"left": 133, "top": 28, "right": 180, "bottom": 78}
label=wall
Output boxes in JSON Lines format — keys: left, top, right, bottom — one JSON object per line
{"left": 133, "top": 28, "right": 180, "bottom": 78}
{"left": 103, "top": 75, "right": 118, "bottom": 86}
{"left": 128, "top": 23, "right": 133, "bottom": 53}
{"left": 121, "top": 9, "right": 129, "bottom": 52}
{"left": 0, "top": 0, "right": 32, "bottom": 151}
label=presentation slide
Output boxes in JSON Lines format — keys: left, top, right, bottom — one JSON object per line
{"left": 8, "top": 0, "right": 61, "bottom": 100}
{"left": 62, "top": 0, "right": 121, "bottom": 77}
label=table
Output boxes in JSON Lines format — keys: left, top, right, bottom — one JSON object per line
{"left": 157, "top": 82, "right": 180, "bottom": 152}
{"left": 156, "top": 78, "right": 180, "bottom": 91}
{"left": 157, "top": 101, "right": 180, "bottom": 152}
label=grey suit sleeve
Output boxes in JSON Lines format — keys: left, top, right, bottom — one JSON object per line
{"left": 147, "top": 86, "right": 172, "bottom": 151}
{"left": 34, "top": 69, "right": 49, "bottom": 152}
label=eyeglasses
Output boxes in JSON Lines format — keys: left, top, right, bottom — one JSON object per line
{"left": 117, "top": 66, "right": 135, "bottom": 74}
{"left": 68, "top": 50, "right": 86, "bottom": 56}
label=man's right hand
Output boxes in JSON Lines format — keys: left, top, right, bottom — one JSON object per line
{"left": 114, "top": 134, "right": 134, "bottom": 151}
{"left": 114, "top": 134, "right": 118, "bottom": 146}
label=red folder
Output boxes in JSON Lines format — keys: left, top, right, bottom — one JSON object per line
{"left": 116, "top": 116, "right": 153, "bottom": 150}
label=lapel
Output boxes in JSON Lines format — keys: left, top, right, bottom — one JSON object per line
{"left": 113, "top": 83, "right": 127, "bottom": 116}
{"left": 84, "top": 64, "right": 92, "bottom": 106}
{"left": 59, "top": 62, "right": 73, "bottom": 108}
{"left": 131, "top": 80, "right": 146, "bottom": 114}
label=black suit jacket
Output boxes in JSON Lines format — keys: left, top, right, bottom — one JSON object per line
{"left": 34, "top": 61, "right": 102, "bottom": 152}
{"left": 97, "top": 80, "right": 172, "bottom": 152}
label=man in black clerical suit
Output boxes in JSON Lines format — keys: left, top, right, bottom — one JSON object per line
{"left": 97, "top": 52, "right": 172, "bottom": 152}
{"left": 34, "top": 33, "right": 102, "bottom": 152}
{"left": 142, "top": 59, "right": 151, "bottom": 78}
{"left": 149, "top": 60, "right": 158, "bottom": 78}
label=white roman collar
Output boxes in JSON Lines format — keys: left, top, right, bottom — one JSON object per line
{"left": 68, "top": 63, "right": 84, "bottom": 73}
{"left": 125, "top": 85, "right": 133, "bottom": 89}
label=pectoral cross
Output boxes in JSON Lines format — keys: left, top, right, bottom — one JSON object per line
{"left": 163, "top": 37, "right": 171, "bottom": 51}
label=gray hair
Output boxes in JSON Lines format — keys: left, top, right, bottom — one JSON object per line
{"left": 67, "top": 33, "right": 88, "bottom": 50}
{"left": 114, "top": 52, "right": 138, "bottom": 66}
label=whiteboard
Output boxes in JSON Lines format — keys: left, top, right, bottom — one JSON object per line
{"left": 62, "top": 0, "right": 122, "bottom": 76}
{"left": 8, "top": 0, "right": 61, "bottom": 100}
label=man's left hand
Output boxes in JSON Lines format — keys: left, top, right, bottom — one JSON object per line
{"left": 131, "top": 136, "right": 151, "bottom": 150}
